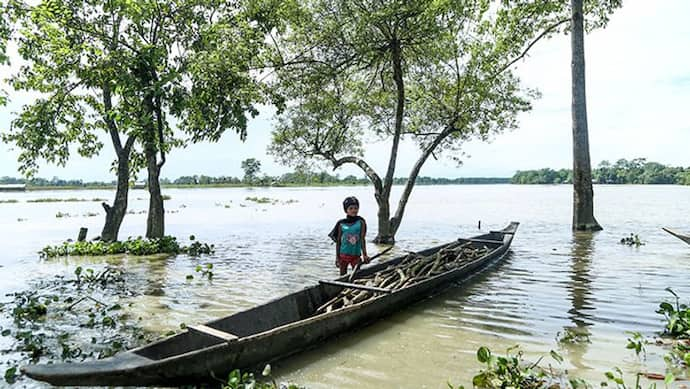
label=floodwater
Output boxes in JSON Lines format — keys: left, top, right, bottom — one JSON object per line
{"left": 1, "top": 184, "right": 690, "bottom": 388}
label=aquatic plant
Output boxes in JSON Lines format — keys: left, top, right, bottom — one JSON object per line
{"left": 162, "top": 195, "right": 172, "bottom": 200}
{"left": 556, "top": 328, "right": 591, "bottom": 345}
{"left": 220, "top": 365, "right": 302, "bottom": 389}
{"left": 245, "top": 196, "right": 274, "bottom": 204}
{"left": 27, "top": 198, "right": 106, "bottom": 203}
{"left": 620, "top": 233, "right": 644, "bottom": 247}
{"left": 1, "top": 266, "right": 153, "bottom": 384}
{"left": 0, "top": 199, "right": 18, "bottom": 204}
{"left": 625, "top": 331, "right": 646, "bottom": 358}
{"left": 40, "top": 236, "right": 214, "bottom": 258}
{"left": 656, "top": 288, "right": 690, "bottom": 338}
{"left": 195, "top": 263, "right": 214, "bottom": 280}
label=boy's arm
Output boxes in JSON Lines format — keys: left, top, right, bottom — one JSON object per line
{"left": 335, "top": 224, "right": 341, "bottom": 266}
{"left": 361, "top": 219, "right": 369, "bottom": 261}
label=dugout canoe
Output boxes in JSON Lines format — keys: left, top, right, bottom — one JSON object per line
{"left": 23, "top": 222, "right": 519, "bottom": 386}
{"left": 663, "top": 227, "right": 690, "bottom": 245}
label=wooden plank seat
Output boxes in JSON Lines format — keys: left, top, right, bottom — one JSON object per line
{"left": 188, "top": 325, "right": 239, "bottom": 342}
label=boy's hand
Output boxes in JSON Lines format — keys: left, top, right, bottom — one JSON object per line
{"left": 363, "top": 254, "right": 370, "bottom": 263}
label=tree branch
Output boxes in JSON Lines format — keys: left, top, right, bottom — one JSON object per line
{"left": 330, "top": 155, "right": 383, "bottom": 194}
{"left": 492, "top": 18, "right": 570, "bottom": 77}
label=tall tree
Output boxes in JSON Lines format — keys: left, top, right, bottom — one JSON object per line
{"left": 241, "top": 158, "right": 262, "bottom": 184}
{"left": 268, "top": 0, "right": 569, "bottom": 243}
{"left": 570, "top": 0, "right": 602, "bottom": 231}
{"left": 2, "top": 0, "right": 272, "bottom": 239}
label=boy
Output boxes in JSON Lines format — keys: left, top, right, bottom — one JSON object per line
{"left": 329, "top": 196, "right": 370, "bottom": 276}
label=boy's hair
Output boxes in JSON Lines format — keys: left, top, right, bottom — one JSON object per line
{"left": 343, "top": 196, "right": 359, "bottom": 211}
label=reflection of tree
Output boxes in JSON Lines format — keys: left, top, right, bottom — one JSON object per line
{"left": 563, "top": 231, "right": 596, "bottom": 369}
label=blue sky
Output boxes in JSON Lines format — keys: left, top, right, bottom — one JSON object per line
{"left": 1, "top": 0, "right": 689, "bottom": 181}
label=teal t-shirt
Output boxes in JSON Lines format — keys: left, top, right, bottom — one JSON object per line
{"left": 339, "top": 220, "right": 363, "bottom": 256}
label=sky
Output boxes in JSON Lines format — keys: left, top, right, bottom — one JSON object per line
{"left": 0, "top": 0, "right": 689, "bottom": 181}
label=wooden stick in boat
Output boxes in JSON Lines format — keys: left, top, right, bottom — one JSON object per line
{"left": 319, "top": 280, "right": 393, "bottom": 294}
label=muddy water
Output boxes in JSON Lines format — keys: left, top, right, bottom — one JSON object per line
{"left": 1, "top": 184, "right": 690, "bottom": 388}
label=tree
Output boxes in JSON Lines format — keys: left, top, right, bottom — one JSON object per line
{"left": 241, "top": 158, "right": 262, "bottom": 184}
{"left": 2, "top": 0, "right": 273, "bottom": 239}
{"left": 570, "top": 0, "right": 602, "bottom": 231}
{"left": 268, "top": 0, "right": 567, "bottom": 243}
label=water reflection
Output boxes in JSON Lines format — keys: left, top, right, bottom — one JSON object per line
{"left": 564, "top": 231, "right": 596, "bottom": 369}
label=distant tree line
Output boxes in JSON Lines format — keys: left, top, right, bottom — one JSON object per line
{"left": 512, "top": 158, "right": 690, "bottom": 185}
{"left": 0, "top": 173, "right": 509, "bottom": 188}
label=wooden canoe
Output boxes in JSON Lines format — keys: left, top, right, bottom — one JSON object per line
{"left": 23, "top": 222, "right": 519, "bottom": 386}
{"left": 663, "top": 227, "right": 690, "bottom": 245}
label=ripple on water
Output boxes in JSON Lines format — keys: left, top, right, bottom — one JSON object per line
{"left": 2, "top": 185, "right": 690, "bottom": 388}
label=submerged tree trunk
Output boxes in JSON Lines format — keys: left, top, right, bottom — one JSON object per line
{"left": 100, "top": 151, "right": 131, "bottom": 241}
{"left": 374, "top": 195, "right": 394, "bottom": 244}
{"left": 570, "top": 0, "right": 602, "bottom": 232}
{"left": 100, "top": 79, "right": 135, "bottom": 242}
{"left": 145, "top": 149, "right": 165, "bottom": 239}
{"left": 141, "top": 86, "right": 165, "bottom": 239}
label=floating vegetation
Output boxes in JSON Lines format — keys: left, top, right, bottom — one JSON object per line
{"left": 244, "top": 197, "right": 298, "bottom": 206}
{"left": 0, "top": 199, "right": 19, "bottom": 204}
{"left": 161, "top": 195, "right": 172, "bottom": 200}
{"left": 626, "top": 331, "right": 646, "bottom": 358}
{"left": 83, "top": 212, "right": 99, "bottom": 217}
{"left": 555, "top": 327, "right": 591, "bottom": 344}
{"left": 126, "top": 210, "right": 147, "bottom": 215}
{"left": 656, "top": 288, "right": 690, "bottom": 339}
{"left": 17, "top": 218, "right": 27, "bottom": 222}
{"left": 447, "top": 345, "right": 662, "bottom": 389}
{"left": 620, "top": 233, "right": 645, "bottom": 247}
{"left": 195, "top": 263, "right": 213, "bottom": 280}
{"left": 465, "top": 346, "right": 561, "bottom": 389}
{"left": 40, "top": 236, "right": 214, "bottom": 257}
{"left": 55, "top": 212, "right": 71, "bottom": 218}
{"left": 1, "top": 266, "right": 152, "bottom": 385}
{"left": 27, "top": 198, "right": 106, "bottom": 203}
{"left": 245, "top": 196, "right": 273, "bottom": 204}
{"left": 220, "top": 365, "right": 302, "bottom": 389}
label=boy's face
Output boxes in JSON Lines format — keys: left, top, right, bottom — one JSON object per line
{"left": 346, "top": 205, "right": 359, "bottom": 217}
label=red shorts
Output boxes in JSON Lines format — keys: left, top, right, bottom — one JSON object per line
{"left": 338, "top": 254, "right": 361, "bottom": 268}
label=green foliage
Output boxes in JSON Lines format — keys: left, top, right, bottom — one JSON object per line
{"left": 241, "top": 158, "right": 262, "bottom": 184}
{"left": 625, "top": 331, "right": 646, "bottom": 358}
{"left": 246, "top": 196, "right": 274, "bottom": 204}
{"left": 513, "top": 159, "right": 690, "bottom": 185}
{"left": 4, "top": 366, "right": 18, "bottom": 384}
{"left": 2, "top": 266, "right": 152, "bottom": 383}
{"left": 656, "top": 288, "right": 690, "bottom": 339}
{"left": 471, "top": 345, "right": 548, "bottom": 388}
{"left": 195, "top": 263, "right": 214, "bottom": 280}
{"left": 269, "top": 0, "right": 542, "bottom": 169}
{"left": 222, "top": 365, "right": 302, "bottom": 389}
{"left": 619, "top": 234, "right": 645, "bottom": 247}
{"left": 39, "top": 236, "right": 214, "bottom": 257}
{"left": 27, "top": 198, "right": 106, "bottom": 203}
{"left": 0, "top": 199, "right": 19, "bottom": 204}
{"left": 556, "top": 328, "right": 591, "bottom": 344}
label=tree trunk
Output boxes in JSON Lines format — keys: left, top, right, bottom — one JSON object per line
{"left": 373, "top": 39, "right": 405, "bottom": 244}
{"left": 570, "top": 0, "right": 602, "bottom": 232}
{"left": 374, "top": 192, "right": 394, "bottom": 244}
{"left": 145, "top": 148, "right": 165, "bottom": 239}
{"left": 100, "top": 152, "right": 130, "bottom": 241}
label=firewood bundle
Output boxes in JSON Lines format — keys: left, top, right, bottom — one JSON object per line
{"left": 316, "top": 241, "right": 491, "bottom": 314}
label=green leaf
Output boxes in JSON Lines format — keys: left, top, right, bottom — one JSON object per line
{"left": 477, "top": 346, "right": 492, "bottom": 363}
{"left": 550, "top": 350, "right": 564, "bottom": 363}
{"left": 665, "top": 372, "right": 675, "bottom": 386}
